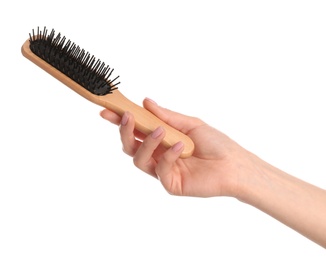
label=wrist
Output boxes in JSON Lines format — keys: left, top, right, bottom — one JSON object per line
{"left": 234, "top": 151, "right": 272, "bottom": 204}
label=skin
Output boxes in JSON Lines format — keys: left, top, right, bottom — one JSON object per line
{"left": 100, "top": 97, "right": 326, "bottom": 248}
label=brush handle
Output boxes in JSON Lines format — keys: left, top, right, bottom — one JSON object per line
{"left": 97, "top": 90, "right": 194, "bottom": 158}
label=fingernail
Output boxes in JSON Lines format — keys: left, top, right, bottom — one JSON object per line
{"left": 121, "top": 112, "right": 129, "bottom": 126}
{"left": 145, "top": 97, "right": 157, "bottom": 105}
{"left": 151, "top": 126, "right": 164, "bottom": 139}
{"left": 172, "top": 141, "right": 184, "bottom": 152}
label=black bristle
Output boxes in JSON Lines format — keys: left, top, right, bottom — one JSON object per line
{"left": 28, "top": 26, "right": 120, "bottom": 95}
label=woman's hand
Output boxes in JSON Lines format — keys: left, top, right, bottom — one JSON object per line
{"left": 100, "top": 98, "right": 254, "bottom": 198}
{"left": 100, "top": 97, "right": 326, "bottom": 248}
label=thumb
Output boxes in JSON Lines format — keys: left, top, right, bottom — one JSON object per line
{"left": 142, "top": 98, "right": 204, "bottom": 134}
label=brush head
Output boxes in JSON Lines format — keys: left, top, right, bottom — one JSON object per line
{"left": 28, "top": 26, "right": 120, "bottom": 96}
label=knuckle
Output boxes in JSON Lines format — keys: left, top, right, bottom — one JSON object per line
{"left": 133, "top": 156, "right": 142, "bottom": 168}
{"left": 141, "top": 138, "right": 151, "bottom": 149}
{"left": 122, "top": 146, "right": 129, "bottom": 155}
{"left": 122, "top": 145, "right": 135, "bottom": 157}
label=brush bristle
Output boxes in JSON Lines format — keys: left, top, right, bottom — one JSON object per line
{"left": 28, "top": 26, "right": 120, "bottom": 95}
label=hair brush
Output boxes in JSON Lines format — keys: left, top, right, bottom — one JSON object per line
{"left": 21, "top": 27, "right": 194, "bottom": 158}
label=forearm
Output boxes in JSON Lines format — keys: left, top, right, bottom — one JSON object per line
{"left": 238, "top": 154, "right": 326, "bottom": 248}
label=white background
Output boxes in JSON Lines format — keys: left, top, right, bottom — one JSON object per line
{"left": 1, "top": 0, "right": 326, "bottom": 259}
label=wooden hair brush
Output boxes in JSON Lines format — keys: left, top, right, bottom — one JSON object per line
{"left": 21, "top": 27, "right": 194, "bottom": 158}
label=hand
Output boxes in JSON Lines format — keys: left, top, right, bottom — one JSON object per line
{"left": 100, "top": 98, "right": 254, "bottom": 198}
{"left": 100, "top": 97, "right": 326, "bottom": 248}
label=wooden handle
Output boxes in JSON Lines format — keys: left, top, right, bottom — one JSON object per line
{"left": 97, "top": 91, "right": 195, "bottom": 158}
{"left": 22, "top": 39, "right": 194, "bottom": 158}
